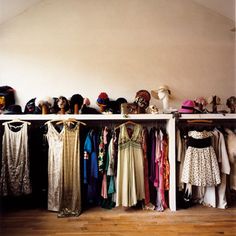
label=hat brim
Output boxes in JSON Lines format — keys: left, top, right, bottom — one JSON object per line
{"left": 178, "top": 108, "right": 194, "bottom": 113}
{"left": 3, "top": 111, "right": 23, "bottom": 114}
{"left": 151, "top": 90, "right": 160, "bottom": 100}
{"left": 151, "top": 89, "right": 171, "bottom": 100}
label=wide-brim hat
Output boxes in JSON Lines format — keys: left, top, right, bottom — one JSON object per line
{"left": 151, "top": 85, "right": 171, "bottom": 100}
{"left": 178, "top": 99, "right": 195, "bottom": 113}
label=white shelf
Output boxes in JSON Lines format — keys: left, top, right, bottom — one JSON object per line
{"left": 179, "top": 113, "right": 236, "bottom": 120}
{"left": 1, "top": 113, "right": 235, "bottom": 121}
{"left": 0, "top": 113, "right": 174, "bottom": 121}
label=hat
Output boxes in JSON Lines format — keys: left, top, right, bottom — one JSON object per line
{"left": 226, "top": 96, "right": 236, "bottom": 113}
{"left": 106, "top": 100, "right": 120, "bottom": 114}
{"left": 116, "top": 97, "right": 127, "bottom": 105}
{"left": 135, "top": 90, "right": 151, "bottom": 102}
{"left": 115, "top": 97, "right": 128, "bottom": 114}
{"left": 24, "top": 98, "right": 41, "bottom": 114}
{"left": 178, "top": 100, "right": 195, "bottom": 113}
{"left": 97, "top": 92, "right": 109, "bottom": 107}
{"left": 4, "top": 104, "right": 23, "bottom": 114}
{"left": 226, "top": 96, "right": 236, "bottom": 107}
{"left": 135, "top": 90, "right": 151, "bottom": 110}
{"left": 35, "top": 96, "right": 54, "bottom": 107}
{"left": 194, "top": 97, "right": 207, "bottom": 106}
{"left": 83, "top": 97, "right": 91, "bottom": 106}
{"left": 151, "top": 85, "right": 171, "bottom": 100}
{"left": 70, "top": 94, "right": 84, "bottom": 111}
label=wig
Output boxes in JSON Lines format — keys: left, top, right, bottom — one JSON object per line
{"left": 70, "top": 94, "right": 84, "bottom": 113}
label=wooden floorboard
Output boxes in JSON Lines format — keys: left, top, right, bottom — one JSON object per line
{"left": 1, "top": 205, "right": 236, "bottom": 236}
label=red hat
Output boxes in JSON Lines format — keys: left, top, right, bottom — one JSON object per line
{"left": 97, "top": 92, "right": 109, "bottom": 107}
{"left": 178, "top": 100, "right": 195, "bottom": 113}
{"left": 135, "top": 90, "right": 151, "bottom": 102}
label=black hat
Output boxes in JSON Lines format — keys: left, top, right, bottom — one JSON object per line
{"left": 70, "top": 94, "right": 84, "bottom": 112}
{"left": 4, "top": 104, "right": 23, "bottom": 114}
{"left": 116, "top": 97, "right": 127, "bottom": 105}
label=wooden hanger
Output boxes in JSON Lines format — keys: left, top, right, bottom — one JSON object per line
{"left": 55, "top": 118, "right": 86, "bottom": 126}
{"left": 187, "top": 119, "right": 213, "bottom": 124}
{"left": 44, "top": 118, "right": 86, "bottom": 127}
{"left": 44, "top": 118, "right": 63, "bottom": 125}
{"left": 70, "top": 119, "right": 86, "bottom": 126}
{"left": 186, "top": 119, "right": 213, "bottom": 131}
{"left": 2, "top": 119, "right": 31, "bottom": 126}
{"left": 114, "top": 120, "right": 138, "bottom": 130}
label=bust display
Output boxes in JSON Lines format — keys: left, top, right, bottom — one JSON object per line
{"left": 151, "top": 85, "right": 172, "bottom": 113}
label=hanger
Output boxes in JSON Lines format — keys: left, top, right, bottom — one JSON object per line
{"left": 187, "top": 119, "right": 213, "bottom": 124}
{"left": 114, "top": 120, "right": 138, "bottom": 130}
{"left": 44, "top": 118, "right": 64, "bottom": 125}
{"left": 186, "top": 119, "right": 214, "bottom": 132}
{"left": 55, "top": 118, "right": 86, "bottom": 126}
{"left": 2, "top": 118, "right": 31, "bottom": 126}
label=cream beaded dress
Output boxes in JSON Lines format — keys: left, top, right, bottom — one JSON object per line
{"left": 116, "top": 123, "right": 145, "bottom": 207}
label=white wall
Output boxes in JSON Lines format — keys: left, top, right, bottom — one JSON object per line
{"left": 0, "top": 0, "right": 41, "bottom": 24}
{"left": 0, "top": 0, "right": 235, "bottom": 111}
{"left": 193, "top": 0, "right": 235, "bottom": 21}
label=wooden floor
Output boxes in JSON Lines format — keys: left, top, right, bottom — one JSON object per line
{"left": 0, "top": 205, "right": 236, "bottom": 236}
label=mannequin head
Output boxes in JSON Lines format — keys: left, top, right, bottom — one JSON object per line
{"left": 157, "top": 90, "right": 170, "bottom": 101}
{"left": 70, "top": 94, "right": 83, "bottom": 114}
{"left": 36, "top": 96, "right": 54, "bottom": 114}
{"left": 57, "top": 96, "right": 70, "bottom": 114}
{"left": 134, "top": 90, "right": 151, "bottom": 113}
{"left": 151, "top": 85, "right": 171, "bottom": 112}
{"left": 226, "top": 96, "right": 236, "bottom": 113}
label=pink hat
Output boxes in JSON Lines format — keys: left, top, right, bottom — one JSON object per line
{"left": 178, "top": 100, "right": 195, "bottom": 113}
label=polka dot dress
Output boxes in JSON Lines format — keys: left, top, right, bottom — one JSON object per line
{"left": 181, "top": 130, "right": 221, "bottom": 187}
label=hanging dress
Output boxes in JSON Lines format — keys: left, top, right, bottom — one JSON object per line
{"left": 58, "top": 122, "right": 81, "bottom": 217}
{"left": 116, "top": 123, "right": 145, "bottom": 207}
{"left": 0, "top": 121, "right": 31, "bottom": 196}
{"left": 142, "top": 127, "right": 150, "bottom": 205}
{"left": 181, "top": 130, "right": 221, "bottom": 187}
{"left": 46, "top": 122, "right": 64, "bottom": 211}
{"left": 107, "top": 133, "right": 116, "bottom": 204}
{"left": 83, "top": 129, "right": 99, "bottom": 206}
{"left": 155, "top": 129, "right": 169, "bottom": 211}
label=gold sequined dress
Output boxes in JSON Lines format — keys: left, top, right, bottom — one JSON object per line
{"left": 58, "top": 122, "right": 81, "bottom": 217}
{"left": 0, "top": 121, "right": 31, "bottom": 196}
